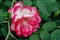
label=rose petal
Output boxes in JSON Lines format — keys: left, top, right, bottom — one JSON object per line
{"left": 14, "top": 1, "right": 23, "bottom": 8}
{"left": 15, "top": 24, "right": 22, "bottom": 36}
{"left": 10, "top": 23, "right": 15, "bottom": 31}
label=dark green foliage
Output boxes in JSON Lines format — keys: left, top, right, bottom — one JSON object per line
{"left": 0, "top": 10, "right": 9, "bottom": 21}
{"left": 40, "top": 30, "right": 49, "bottom": 40}
{"left": 0, "top": 0, "right": 60, "bottom": 40}
{"left": 42, "top": 22, "right": 57, "bottom": 32}
{"left": 29, "top": 34, "right": 39, "bottom": 40}
{"left": 4, "top": 1, "right": 11, "bottom": 7}
{"left": 0, "top": 0, "right": 2, "bottom": 2}
{"left": 50, "top": 29, "right": 60, "bottom": 40}
{"left": 36, "top": 0, "right": 60, "bottom": 21}
{"left": 0, "top": 23, "right": 8, "bottom": 37}
{"left": 23, "top": 0, "right": 32, "bottom": 6}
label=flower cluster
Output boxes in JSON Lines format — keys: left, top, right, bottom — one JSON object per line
{"left": 8, "top": 1, "right": 41, "bottom": 37}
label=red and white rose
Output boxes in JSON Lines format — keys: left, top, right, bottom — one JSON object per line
{"left": 8, "top": 1, "right": 41, "bottom": 37}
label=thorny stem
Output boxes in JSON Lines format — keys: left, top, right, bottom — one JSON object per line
{"left": 0, "top": 0, "right": 17, "bottom": 40}
{"left": 4, "top": 21, "right": 17, "bottom": 40}
{"left": 5, "top": 21, "right": 10, "bottom": 40}
{"left": 10, "top": 33, "right": 17, "bottom": 40}
{"left": 5, "top": 0, "right": 17, "bottom": 40}
{"left": 5, "top": 32, "right": 10, "bottom": 40}
{"left": 0, "top": 21, "right": 8, "bottom": 24}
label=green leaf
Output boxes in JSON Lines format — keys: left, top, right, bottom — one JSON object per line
{"left": 50, "top": 29, "right": 60, "bottom": 40}
{"left": 4, "top": 1, "right": 11, "bottom": 7}
{"left": 8, "top": 35, "right": 15, "bottom": 40}
{"left": 54, "top": 10, "right": 60, "bottom": 17}
{"left": 42, "top": 22, "right": 57, "bottom": 32}
{"left": 0, "top": 0, "right": 2, "bottom": 2}
{"left": 0, "top": 10, "right": 9, "bottom": 21}
{"left": 18, "top": 37, "right": 25, "bottom": 40}
{"left": 40, "top": 30, "right": 49, "bottom": 40}
{"left": 1, "top": 28, "right": 8, "bottom": 37}
{"left": 29, "top": 34, "right": 39, "bottom": 40}
{"left": 23, "top": 0, "right": 32, "bottom": 6}
{"left": 0, "top": 23, "right": 8, "bottom": 37}
{"left": 36, "top": 0, "right": 49, "bottom": 21}
{"left": 0, "top": 10, "right": 8, "bottom": 16}
{"left": 36, "top": 0, "right": 60, "bottom": 21}
{"left": 0, "top": 2, "right": 9, "bottom": 10}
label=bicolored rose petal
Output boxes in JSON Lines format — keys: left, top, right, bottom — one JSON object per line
{"left": 15, "top": 24, "right": 22, "bottom": 36}
{"left": 10, "top": 23, "right": 15, "bottom": 31}
{"left": 28, "top": 17, "right": 38, "bottom": 26}
{"left": 14, "top": 1, "right": 23, "bottom": 8}
{"left": 21, "top": 21, "right": 33, "bottom": 37}
{"left": 8, "top": 8, "right": 14, "bottom": 18}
